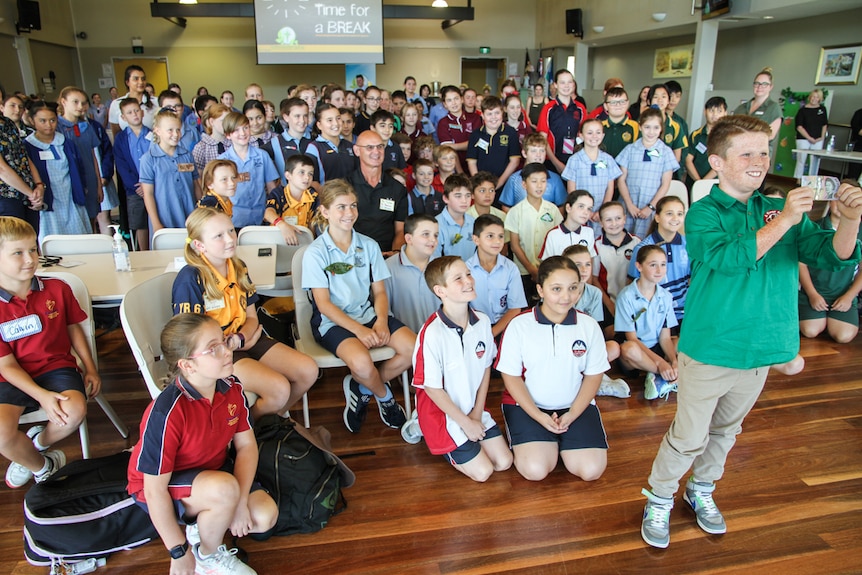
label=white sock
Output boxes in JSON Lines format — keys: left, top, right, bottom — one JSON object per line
{"left": 34, "top": 456, "right": 51, "bottom": 477}
{"left": 32, "top": 432, "right": 50, "bottom": 452}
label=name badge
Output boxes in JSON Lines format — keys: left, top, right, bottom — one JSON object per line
{"left": 754, "top": 110, "right": 764, "bottom": 116}
{"left": 204, "top": 297, "right": 226, "bottom": 312}
{"left": 177, "top": 163, "right": 195, "bottom": 173}
{"left": 145, "top": 132, "right": 154, "bottom": 141}
{"left": 284, "top": 215, "right": 298, "bottom": 226}
{"left": 39, "top": 150, "right": 56, "bottom": 161}
{"left": 696, "top": 142, "right": 708, "bottom": 154}
{"left": 476, "top": 138, "right": 490, "bottom": 152}
{"left": 379, "top": 198, "right": 395, "bottom": 212}
{"left": 237, "top": 172, "right": 251, "bottom": 182}
{"left": 0, "top": 314, "right": 43, "bottom": 342}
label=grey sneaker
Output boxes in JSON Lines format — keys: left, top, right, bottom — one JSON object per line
{"left": 186, "top": 522, "right": 200, "bottom": 547}
{"left": 597, "top": 374, "right": 631, "bottom": 398}
{"left": 34, "top": 450, "right": 66, "bottom": 484}
{"left": 193, "top": 543, "right": 256, "bottom": 575}
{"left": 342, "top": 375, "right": 372, "bottom": 433}
{"left": 683, "top": 478, "right": 727, "bottom": 534}
{"left": 5, "top": 426, "right": 47, "bottom": 488}
{"left": 641, "top": 488, "right": 674, "bottom": 548}
{"left": 644, "top": 373, "right": 659, "bottom": 400}
{"left": 400, "top": 411, "right": 422, "bottom": 444}
{"left": 377, "top": 383, "right": 407, "bottom": 429}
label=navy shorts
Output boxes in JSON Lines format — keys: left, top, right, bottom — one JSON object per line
{"left": 126, "top": 193, "right": 148, "bottom": 231}
{"left": 444, "top": 424, "right": 503, "bottom": 465}
{"left": 233, "top": 334, "right": 279, "bottom": 363}
{"left": 0, "top": 367, "right": 85, "bottom": 414}
{"left": 503, "top": 403, "right": 608, "bottom": 451}
{"left": 315, "top": 316, "right": 407, "bottom": 356}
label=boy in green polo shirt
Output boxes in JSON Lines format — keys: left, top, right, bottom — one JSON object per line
{"left": 684, "top": 96, "right": 726, "bottom": 187}
{"left": 640, "top": 115, "right": 862, "bottom": 549}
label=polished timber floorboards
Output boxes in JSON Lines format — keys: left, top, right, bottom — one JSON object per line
{"left": 3, "top": 328, "right": 861, "bottom": 575}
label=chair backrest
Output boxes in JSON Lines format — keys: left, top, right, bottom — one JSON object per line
{"left": 151, "top": 228, "right": 189, "bottom": 251}
{"left": 120, "top": 271, "right": 178, "bottom": 399}
{"left": 691, "top": 178, "right": 718, "bottom": 204}
{"left": 237, "top": 225, "right": 313, "bottom": 292}
{"left": 665, "top": 180, "right": 689, "bottom": 212}
{"left": 41, "top": 234, "right": 114, "bottom": 256}
{"left": 38, "top": 271, "right": 97, "bottom": 369}
{"left": 290, "top": 245, "right": 314, "bottom": 334}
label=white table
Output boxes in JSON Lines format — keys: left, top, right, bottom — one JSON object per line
{"left": 793, "top": 149, "right": 862, "bottom": 180}
{"left": 38, "top": 245, "right": 276, "bottom": 304}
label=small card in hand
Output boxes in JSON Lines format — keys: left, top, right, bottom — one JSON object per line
{"left": 801, "top": 175, "right": 840, "bottom": 201}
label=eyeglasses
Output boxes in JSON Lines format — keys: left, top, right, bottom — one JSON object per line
{"left": 605, "top": 100, "right": 628, "bottom": 106}
{"left": 358, "top": 143, "right": 385, "bottom": 151}
{"left": 753, "top": 81, "right": 771, "bottom": 87}
{"left": 365, "top": 96, "right": 380, "bottom": 102}
{"left": 188, "top": 341, "right": 230, "bottom": 359}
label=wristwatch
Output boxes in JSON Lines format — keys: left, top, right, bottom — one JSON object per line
{"left": 647, "top": 203, "right": 656, "bottom": 211}
{"left": 169, "top": 541, "right": 189, "bottom": 559}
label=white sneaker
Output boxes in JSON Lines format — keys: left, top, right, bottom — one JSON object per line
{"left": 186, "top": 522, "right": 200, "bottom": 547}
{"left": 597, "top": 374, "right": 631, "bottom": 398}
{"left": 400, "top": 411, "right": 422, "bottom": 444}
{"left": 34, "top": 450, "right": 66, "bottom": 484}
{"left": 6, "top": 427, "right": 51, "bottom": 488}
{"left": 194, "top": 544, "right": 257, "bottom": 575}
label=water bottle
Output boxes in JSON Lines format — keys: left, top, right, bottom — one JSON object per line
{"left": 110, "top": 225, "right": 131, "bottom": 272}
{"left": 826, "top": 135, "right": 836, "bottom": 152}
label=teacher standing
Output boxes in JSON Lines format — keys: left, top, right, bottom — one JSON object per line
{"left": 733, "top": 67, "right": 782, "bottom": 159}
{"left": 793, "top": 89, "right": 828, "bottom": 178}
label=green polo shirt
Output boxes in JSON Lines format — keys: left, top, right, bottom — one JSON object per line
{"left": 679, "top": 185, "right": 861, "bottom": 369}
{"left": 805, "top": 216, "right": 862, "bottom": 301}
{"left": 602, "top": 117, "right": 639, "bottom": 159}
{"left": 687, "top": 125, "right": 711, "bottom": 181}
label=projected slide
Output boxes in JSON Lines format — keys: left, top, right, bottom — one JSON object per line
{"left": 255, "top": 0, "right": 384, "bottom": 65}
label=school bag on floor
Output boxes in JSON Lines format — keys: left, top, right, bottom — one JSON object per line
{"left": 251, "top": 415, "right": 355, "bottom": 540}
{"left": 23, "top": 451, "right": 159, "bottom": 569}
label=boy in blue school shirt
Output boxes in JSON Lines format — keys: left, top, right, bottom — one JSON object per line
{"left": 384, "top": 214, "right": 441, "bottom": 333}
{"left": 113, "top": 98, "right": 153, "bottom": 250}
{"left": 433, "top": 174, "right": 476, "bottom": 261}
{"left": 499, "top": 132, "right": 567, "bottom": 211}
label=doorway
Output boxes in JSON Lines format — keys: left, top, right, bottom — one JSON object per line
{"left": 460, "top": 57, "right": 507, "bottom": 94}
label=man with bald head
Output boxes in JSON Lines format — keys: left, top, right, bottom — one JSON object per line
{"left": 346, "top": 130, "right": 408, "bottom": 255}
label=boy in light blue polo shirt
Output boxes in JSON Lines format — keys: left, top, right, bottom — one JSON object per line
{"left": 433, "top": 174, "right": 476, "bottom": 261}
{"left": 384, "top": 214, "right": 441, "bottom": 333}
{"left": 466, "top": 214, "right": 526, "bottom": 337}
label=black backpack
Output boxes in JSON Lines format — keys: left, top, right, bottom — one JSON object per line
{"left": 251, "top": 415, "right": 354, "bottom": 540}
{"left": 23, "top": 451, "right": 159, "bottom": 567}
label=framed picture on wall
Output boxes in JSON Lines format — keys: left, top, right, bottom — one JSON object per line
{"left": 653, "top": 45, "right": 694, "bottom": 79}
{"left": 815, "top": 44, "right": 861, "bottom": 85}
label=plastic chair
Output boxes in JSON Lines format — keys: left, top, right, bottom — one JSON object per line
{"left": 20, "top": 272, "right": 130, "bottom": 459}
{"left": 291, "top": 246, "right": 412, "bottom": 419}
{"left": 151, "top": 228, "right": 189, "bottom": 251}
{"left": 237, "top": 225, "right": 314, "bottom": 297}
{"left": 120, "top": 271, "right": 309, "bottom": 426}
{"left": 41, "top": 234, "right": 114, "bottom": 257}
{"left": 691, "top": 178, "right": 718, "bottom": 204}
{"left": 665, "top": 180, "right": 689, "bottom": 211}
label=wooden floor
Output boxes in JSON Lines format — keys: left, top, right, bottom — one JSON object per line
{"left": 3, "top": 327, "right": 862, "bottom": 575}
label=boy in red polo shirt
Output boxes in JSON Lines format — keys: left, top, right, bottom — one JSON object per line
{"left": 0, "top": 217, "right": 100, "bottom": 489}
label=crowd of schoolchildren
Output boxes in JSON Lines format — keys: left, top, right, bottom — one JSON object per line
{"left": 0, "top": 65, "right": 860, "bottom": 574}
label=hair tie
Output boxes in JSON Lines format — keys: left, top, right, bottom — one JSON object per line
{"left": 185, "top": 237, "right": 192, "bottom": 244}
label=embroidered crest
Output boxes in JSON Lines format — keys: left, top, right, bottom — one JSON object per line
{"left": 572, "top": 340, "right": 587, "bottom": 357}
{"left": 622, "top": 132, "right": 632, "bottom": 142}
{"left": 763, "top": 209, "right": 781, "bottom": 224}
{"left": 475, "top": 341, "right": 486, "bottom": 359}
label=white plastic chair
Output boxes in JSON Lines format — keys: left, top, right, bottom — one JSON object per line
{"left": 41, "top": 234, "right": 114, "bottom": 256}
{"left": 151, "top": 228, "right": 189, "bottom": 251}
{"left": 20, "top": 272, "right": 130, "bottom": 459}
{"left": 291, "top": 246, "right": 412, "bottom": 419}
{"left": 665, "top": 180, "right": 689, "bottom": 212}
{"left": 120, "top": 271, "right": 309, "bottom": 426}
{"left": 237, "top": 225, "right": 314, "bottom": 297}
{"left": 691, "top": 178, "right": 719, "bottom": 204}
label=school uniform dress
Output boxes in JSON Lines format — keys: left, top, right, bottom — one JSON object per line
{"left": 601, "top": 117, "right": 640, "bottom": 159}
{"left": 433, "top": 210, "right": 476, "bottom": 260}
{"left": 218, "top": 145, "right": 279, "bottom": 228}
{"left": 614, "top": 280, "right": 677, "bottom": 349}
{"left": 539, "top": 222, "right": 597, "bottom": 260}
{"left": 24, "top": 132, "right": 90, "bottom": 242}
{"left": 127, "top": 375, "right": 252, "bottom": 502}
{"left": 560, "top": 149, "right": 622, "bottom": 207}
{"left": 504, "top": 199, "right": 563, "bottom": 275}
{"left": 301, "top": 230, "right": 390, "bottom": 340}
{"left": 628, "top": 231, "right": 690, "bottom": 321}
{"left": 413, "top": 308, "right": 497, "bottom": 455}
{"left": 596, "top": 231, "right": 640, "bottom": 301}
{"left": 139, "top": 141, "right": 198, "bottom": 229}
{"left": 498, "top": 169, "right": 567, "bottom": 209}
{"left": 615, "top": 139, "right": 679, "bottom": 239}
{"left": 465, "top": 253, "right": 527, "bottom": 325}
{"left": 383, "top": 247, "right": 439, "bottom": 334}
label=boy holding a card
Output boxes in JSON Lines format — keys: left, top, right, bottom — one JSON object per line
{"left": 0, "top": 217, "right": 100, "bottom": 488}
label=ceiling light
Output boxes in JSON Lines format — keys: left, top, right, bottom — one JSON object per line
{"left": 432, "top": 0, "right": 448, "bottom": 7}
{"left": 651, "top": 12, "right": 667, "bottom": 22}
{"left": 179, "top": 0, "right": 198, "bottom": 4}
{"left": 592, "top": 25, "right": 604, "bottom": 33}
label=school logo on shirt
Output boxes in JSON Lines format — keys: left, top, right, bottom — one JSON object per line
{"left": 624, "top": 249, "right": 633, "bottom": 260}
{"left": 46, "top": 299, "right": 59, "bottom": 320}
{"left": 572, "top": 340, "right": 587, "bottom": 357}
{"left": 500, "top": 135, "right": 509, "bottom": 146}
{"left": 579, "top": 239, "right": 589, "bottom": 246}
{"left": 227, "top": 403, "right": 239, "bottom": 426}
{"left": 499, "top": 294, "right": 508, "bottom": 309}
{"left": 764, "top": 209, "right": 781, "bottom": 224}
{"left": 622, "top": 132, "right": 632, "bottom": 142}
{"left": 475, "top": 341, "right": 486, "bottom": 359}
{"left": 540, "top": 213, "right": 554, "bottom": 222}
{"left": 664, "top": 134, "right": 673, "bottom": 144}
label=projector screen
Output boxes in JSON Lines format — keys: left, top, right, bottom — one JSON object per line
{"left": 254, "top": 0, "right": 384, "bottom": 65}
